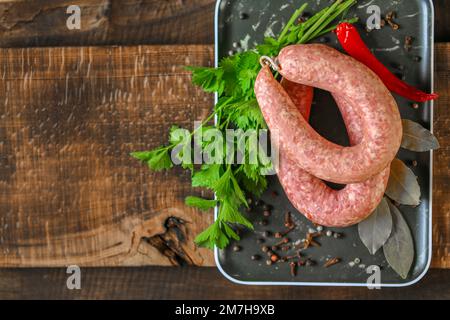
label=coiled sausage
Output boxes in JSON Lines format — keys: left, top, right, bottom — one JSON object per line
{"left": 255, "top": 44, "right": 402, "bottom": 184}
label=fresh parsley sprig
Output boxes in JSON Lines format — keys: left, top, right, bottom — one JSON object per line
{"left": 132, "top": 0, "right": 358, "bottom": 249}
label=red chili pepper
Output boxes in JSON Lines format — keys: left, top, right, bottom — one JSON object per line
{"left": 334, "top": 23, "right": 438, "bottom": 103}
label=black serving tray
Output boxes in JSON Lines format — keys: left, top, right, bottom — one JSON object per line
{"left": 214, "top": 0, "right": 434, "bottom": 286}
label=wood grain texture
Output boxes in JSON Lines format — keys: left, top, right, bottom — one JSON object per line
{"left": 0, "top": 0, "right": 215, "bottom": 47}
{"left": 0, "top": 0, "right": 447, "bottom": 48}
{"left": 0, "top": 267, "right": 449, "bottom": 299}
{"left": 432, "top": 43, "right": 450, "bottom": 269}
{"left": 0, "top": 44, "right": 449, "bottom": 269}
{"left": 0, "top": 45, "right": 216, "bottom": 267}
{"left": 434, "top": 0, "right": 450, "bottom": 43}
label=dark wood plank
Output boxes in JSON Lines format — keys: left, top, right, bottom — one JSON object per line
{"left": 0, "top": 0, "right": 447, "bottom": 48}
{"left": 0, "top": 45, "right": 215, "bottom": 267}
{"left": 434, "top": 0, "right": 450, "bottom": 43}
{"left": 0, "top": 267, "right": 448, "bottom": 299}
{"left": 432, "top": 43, "right": 450, "bottom": 268}
{"left": 0, "top": 0, "right": 215, "bottom": 47}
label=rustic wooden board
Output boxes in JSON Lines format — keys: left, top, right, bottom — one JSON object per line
{"left": 0, "top": 0, "right": 215, "bottom": 47}
{"left": 0, "top": 0, "right": 448, "bottom": 49}
{"left": 0, "top": 267, "right": 449, "bottom": 299}
{"left": 0, "top": 43, "right": 448, "bottom": 268}
{"left": 0, "top": 45, "right": 216, "bottom": 267}
{"left": 432, "top": 43, "right": 450, "bottom": 269}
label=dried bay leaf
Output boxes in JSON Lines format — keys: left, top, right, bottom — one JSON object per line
{"left": 385, "top": 158, "right": 421, "bottom": 206}
{"left": 383, "top": 201, "right": 415, "bottom": 279}
{"left": 401, "top": 119, "right": 440, "bottom": 152}
{"left": 358, "top": 198, "right": 393, "bottom": 255}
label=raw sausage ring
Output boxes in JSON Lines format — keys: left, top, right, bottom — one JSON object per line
{"left": 254, "top": 44, "right": 402, "bottom": 226}
{"left": 255, "top": 44, "right": 402, "bottom": 185}
{"left": 278, "top": 78, "right": 390, "bottom": 227}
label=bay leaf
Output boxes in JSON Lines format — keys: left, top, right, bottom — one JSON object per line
{"left": 385, "top": 158, "right": 421, "bottom": 206}
{"left": 401, "top": 119, "right": 440, "bottom": 152}
{"left": 358, "top": 198, "right": 393, "bottom": 255}
{"left": 383, "top": 201, "right": 415, "bottom": 279}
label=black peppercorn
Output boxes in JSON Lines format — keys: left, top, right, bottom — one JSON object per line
{"left": 251, "top": 254, "right": 261, "bottom": 261}
{"left": 263, "top": 231, "right": 272, "bottom": 238}
{"left": 305, "top": 259, "right": 315, "bottom": 267}
{"left": 260, "top": 219, "right": 269, "bottom": 226}
{"left": 256, "top": 238, "right": 265, "bottom": 244}
{"left": 239, "top": 12, "right": 249, "bottom": 20}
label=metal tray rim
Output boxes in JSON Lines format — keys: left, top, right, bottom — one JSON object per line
{"left": 213, "top": 0, "right": 434, "bottom": 287}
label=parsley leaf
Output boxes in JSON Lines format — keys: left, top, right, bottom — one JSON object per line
{"left": 185, "top": 196, "right": 217, "bottom": 211}
{"left": 131, "top": 146, "right": 173, "bottom": 171}
{"left": 192, "top": 164, "right": 222, "bottom": 188}
{"left": 185, "top": 66, "right": 225, "bottom": 96}
{"left": 195, "top": 221, "right": 230, "bottom": 249}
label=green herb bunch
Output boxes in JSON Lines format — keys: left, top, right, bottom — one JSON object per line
{"left": 132, "top": 0, "right": 358, "bottom": 249}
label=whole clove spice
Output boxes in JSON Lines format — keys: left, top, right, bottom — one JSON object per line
{"left": 324, "top": 257, "right": 341, "bottom": 268}
{"left": 385, "top": 11, "right": 400, "bottom": 30}
{"left": 284, "top": 211, "right": 294, "bottom": 229}
{"left": 274, "top": 238, "right": 290, "bottom": 246}
{"left": 310, "top": 239, "right": 321, "bottom": 248}
{"left": 275, "top": 226, "right": 295, "bottom": 239}
{"left": 290, "top": 262, "right": 298, "bottom": 277}
{"left": 404, "top": 36, "right": 413, "bottom": 51}
{"left": 303, "top": 232, "right": 322, "bottom": 249}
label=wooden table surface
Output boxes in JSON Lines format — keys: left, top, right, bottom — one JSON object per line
{"left": 0, "top": 0, "right": 449, "bottom": 299}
